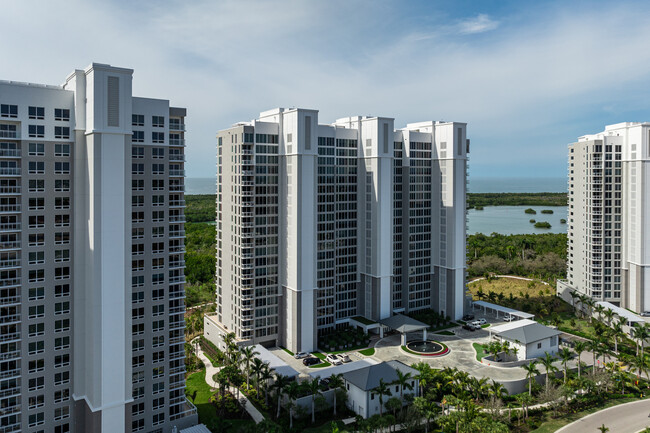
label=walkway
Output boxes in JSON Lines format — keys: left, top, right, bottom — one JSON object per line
{"left": 555, "top": 399, "right": 650, "bottom": 433}
{"left": 195, "top": 344, "right": 265, "bottom": 423}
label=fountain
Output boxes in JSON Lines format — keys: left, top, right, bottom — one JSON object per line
{"left": 405, "top": 340, "right": 449, "bottom": 356}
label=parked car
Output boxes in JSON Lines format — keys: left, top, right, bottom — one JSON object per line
{"left": 503, "top": 315, "right": 515, "bottom": 322}
{"left": 462, "top": 314, "right": 475, "bottom": 321}
{"left": 326, "top": 354, "right": 342, "bottom": 365}
{"left": 642, "top": 311, "right": 650, "bottom": 317}
{"left": 294, "top": 352, "right": 310, "bottom": 359}
{"left": 462, "top": 323, "right": 476, "bottom": 332}
{"left": 339, "top": 354, "right": 351, "bottom": 363}
{"left": 303, "top": 357, "right": 320, "bottom": 366}
{"left": 476, "top": 318, "right": 487, "bottom": 325}
{"left": 319, "top": 378, "right": 331, "bottom": 389}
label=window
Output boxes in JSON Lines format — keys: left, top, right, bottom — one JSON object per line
{"left": 132, "top": 402, "right": 145, "bottom": 416}
{"left": 55, "top": 143, "right": 70, "bottom": 156}
{"left": 132, "top": 114, "right": 144, "bottom": 126}
{"left": 55, "top": 284, "right": 70, "bottom": 297}
{"left": 55, "top": 249, "right": 70, "bottom": 262}
{"left": 132, "top": 323, "right": 144, "bottom": 335}
{"left": 132, "top": 419, "right": 145, "bottom": 432}
{"left": 29, "top": 359, "right": 44, "bottom": 373}
{"left": 28, "top": 215, "right": 45, "bottom": 228}
{"left": 132, "top": 276, "right": 144, "bottom": 288}
{"left": 152, "top": 273, "right": 164, "bottom": 285}
{"left": 152, "top": 210, "right": 164, "bottom": 222}
{"left": 132, "top": 146, "right": 144, "bottom": 158}
{"left": 28, "top": 287, "right": 44, "bottom": 300}
{"left": 54, "top": 371, "right": 70, "bottom": 385}
{"left": 537, "top": 343, "right": 542, "bottom": 349}
{"left": 55, "top": 319, "right": 70, "bottom": 332}
{"left": 28, "top": 125, "right": 45, "bottom": 138}
{"left": 29, "top": 142, "right": 45, "bottom": 155}
{"left": 55, "top": 179, "right": 70, "bottom": 191}
{"left": 55, "top": 336, "right": 70, "bottom": 350}
{"left": 132, "top": 195, "right": 144, "bottom": 207}
{"left": 55, "top": 197, "right": 70, "bottom": 209}
{"left": 152, "top": 380, "right": 165, "bottom": 393}
{"left": 28, "top": 233, "right": 44, "bottom": 246}
{"left": 29, "top": 395, "right": 44, "bottom": 409}
{"left": 132, "top": 244, "right": 144, "bottom": 255}
{"left": 152, "top": 147, "right": 165, "bottom": 158}
{"left": 152, "top": 304, "right": 165, "bottom": 316}
{"left": 29, "top": 197, "right": 44, "bottom": 209}
{"left": 28, "top": 323, "right": 44, "bottom": 337}
{"left": 28, "top": 251, "right": 45, "bottom": 264}
{"left": 28, "top": 412, "right": 45, "bottom": 427}
{"left": 132, "top": 163, "right": 144, "bottom": 175}
{"left": 132, "top": 131, "right": 144, "bottom": 142}
{"left": 55, "top": 215, "right": 70, "bottom": 227}
{"left": 28, "top": 161, "right": 45, "bottom": 174}
{"left": 54, "top": 108, "right": 70, "bottom": 121}
{"left": 55, "top": 267, "right": 70, "bottom": 280}
{"left": 29, "top": 106, "right": 45, "bottom": 119}
{"left": 55, "top": 162, "right": 70, "bottom": 174}
{"left": 132, "top": 291, "right": 144, "bottom": 303}
{"left": 152, "top": 163, "right": 164, "bottom": 174}
{"left": 29, "top": 377, "right": 45, "bottom": 391}
{"left": 152, "top": 396, "right": 164, "bottom": 410}
{"left": 152, "top": 226, "right": 164, "bottom": 238}
{"left": 132, "top": 179, "right": 144, "bottom": 191}
{"left": 152, "top": 179, "right": 164, "bottom": 190}
{"left": 55, "top": 232, "right": 70, "bottom": 245}
{"left": 133, "top": 339, "right": 145, "bottom": 352}
{"left": 54, "top": 126, "right": 70, "bottom": 139}
{"left": 29, "top": 179, "right": 45, "bottom": 192}
{"left": 54, "top": 389, "right": 70, "bottom": 403}
{"left": 152, "top": 242, "right": 165, "bottom": 253}
{"left": 152, "top": 412, "right": 165, "bottom": 426}
{"left": 28, "top": 269, "right": 44, "bottom": 283}
{"left": 132, "top": 227, "right": 144, "bottom": 240}
{"left": 132, "top": 259, "right": 144, "bottom": 271}
{"left": 153, "top": 320, "right": 164, "bottom": 332}
{"left": 132, "top": 355, "right": 145, "bottom": 368}
{"left": 152, "top": 116, "right": 165, "bottom": 127}
{"left": 152, "top": 132, "right": 165, "bottom": 143}
{"left": 1, "top": 104, "right": 18, "bottom": 118}
{"left": 55, "top": 354, "right": 70, "bottom": 367}
{"left": 152, "top": 288, "right": 164, "bottom": 300}
{"left": 152, "top": 194, "right": 164, "bottom": 206}
{"left": 132, "top": 211, "right": 144, "bottom": 223}
{"left": 152, "top": 335, "right": 164, "bottom": 347}
{"left": 54, "top": 301, "right": 70, "bottom": 315}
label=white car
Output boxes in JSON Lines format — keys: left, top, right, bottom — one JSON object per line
{"left": 326, "top": 354, "right": 342, "bottom": 365}
{"left": 503, "top": 315, "right": 515, "bottom": 322}
{"left": 294, "top": 352, "right": 309, "bottom": 359}
{"left": 476, "top": 318, "right": 487, "bottom": 325}
{"left": 339, "top": 354, "right": 351, "bottom": 363}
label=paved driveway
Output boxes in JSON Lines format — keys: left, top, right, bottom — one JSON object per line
{"left": 555, "top": 399, "right": 650, "bottom": 433}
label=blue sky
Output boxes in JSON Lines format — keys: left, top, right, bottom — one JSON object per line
{"left": 3, "top": 0, "right": 650, "bottom": 178}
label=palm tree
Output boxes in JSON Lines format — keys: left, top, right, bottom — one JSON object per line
{"left": 328, "top": 373, "right": 344, "bottom": 417}
{"left": 574, "top": 341, "right": 587, "bottom": 377}
{"left": 372, "top": 379, "right": 392, "bottom": 417}
{"left": 241, "top": 346, "right": 260, "bottom": 390}
{"left": 540, "top": 352, "right": 558, "bottom": 390}
{"left": 603, "top": 308, "right": 616, "bottom": 327}
{"left": 285, "top": 381, "right": 300, "bottom": 429}
{"left": 222, "top": 331, "right": 237, "bottom": 363}
{"left": 594, "top": 304, "right": 606, "bottom": 322}
{"left": 611, "top": 320, "right": 625, "bottom": 354}
{"left": 488, "top": 380, "right": 507, "bottom": 404}
{"left": 307, "top": 378, "right": 321, "bottom": 423}
{"left": 598, "top": 424, "right": 610, "bottom": 433}
{"left": 251, "top": 358, "right": 265, "bottom": 396}
{"left": 558, "top": 347, "right": 572, "bottom": 383}
{"left": 394, "top": 370, "right": 414, "bottom": 416}
{"left": 569, "top": 291, "right": 579, "bottom": 314}
{"left": 632, "top": 324, "right": 650, "bottom": 358}
{"left": 260, "top": 365, "right": 274, "bottom": 407}
{"left": 272, "top": 374, "right": 289, "bottom": 419}
{"left": 588, "top": 339, "right": 600, "bottom": 372}
{"left": 521, "top": 361, "right": 539, "bottom": 396}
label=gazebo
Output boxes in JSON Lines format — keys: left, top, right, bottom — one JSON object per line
{"left": 379, "top": 314, "right": 429, "bottom": 345}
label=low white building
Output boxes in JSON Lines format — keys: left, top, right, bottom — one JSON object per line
{"left": 342, "top": 361, "right": 419, "bottom": 418}
{"left": 489, "top": 319, "right": 562, "bottom": 360}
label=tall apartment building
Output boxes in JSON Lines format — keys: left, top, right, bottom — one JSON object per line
{"left": 0, "top": 63, "right": 197, "bottom": 433}
{"left": 558, "top": 122, "right": 650, "bottom": 314}
{"left": 212, "top": 108, "right": 469, "bottom": 353}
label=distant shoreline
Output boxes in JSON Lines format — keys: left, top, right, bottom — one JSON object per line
{"left": 467, "top": 192, "right": 567, "bottom": 209}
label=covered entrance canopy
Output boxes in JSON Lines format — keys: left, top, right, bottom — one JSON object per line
{"left": 472, "top": 300, "right": 535, "bottom": 320}
{"left": 379, "top": 314, "right": 429, "bottom": 345}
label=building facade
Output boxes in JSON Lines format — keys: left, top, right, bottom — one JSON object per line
{"left": 0, "top": 63, "right": 196, "bottom": 433}
{"left": 213, "top": 108, "right": 469, "bottom": 353}
{"left": 558, "top": 122, "right": 650, "bottom": 314}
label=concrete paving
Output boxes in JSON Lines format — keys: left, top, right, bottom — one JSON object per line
{"left": 555, "top": 399, "right": 650, "bottom": 433}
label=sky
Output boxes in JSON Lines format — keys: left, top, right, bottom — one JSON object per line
{"left": 3, "top": 0, "right": 650, "bottom": 179}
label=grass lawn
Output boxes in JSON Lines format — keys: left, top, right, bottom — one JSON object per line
{"left": 530, "top": 397, "right": 643, "bottom": 433}
{"left": 312, "top": 352, "right": 326, "bottom": 360}
{"left": 481, "top": 323, "right": 490, "bottom": 329}
{"left": 468, "top": 277, "right": 552, "bottom": 299}
{"left": 281, "top": 347, "right": 294, "bottom": 356}
{"left": 359, "top": 348, "right": 375, "bottom": 356}
{"left": 351, "top": 315, "right": 376, "bottom": 325}
{"left": 473, "top": 343, "right": 488, "bottom": 361}
{"left": 310, "top": 362, "right": 331, "bottom": 368}
{"left": 186, "top": 370, "right": 256, "bottom": 432}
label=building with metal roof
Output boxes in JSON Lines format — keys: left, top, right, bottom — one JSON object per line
{"left": 489, "top": 319, "right": 561, "bottom": 360}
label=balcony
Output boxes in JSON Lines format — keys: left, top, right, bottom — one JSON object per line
{"left": 0, "top": 350, "right": 19, "bottom": 360}
{"left": 0, "top": 368, "right": 20, "bottom": 379}
{"left": 169, "top": 351, "right": 185, "bottom": 361}
{"left": 169, "top": 154, "right": 185, "bottom": 161}
{"left": 169, "top": 170, "right": 185, "bottom": 177}
{"left": 170, "top": 321, "right": 185, "bottom": 330}
{"left": 0, "top": 205, "right": 19, "bottom": 214}
{"left": 169, "top": 290, "right": 186, "bottom": 300}
{"left": 0, "top": 131, "right": 19, "bottom": 139}
{"left": 170, "top": 365, "right": 186, "bottom": 374}
{"left": 0, "top": 387, "right": 19, "bottom": 398}
{"left": 0, "top": 149, "right": 20, "bottom": 158}
{"left": 169, "top": 215, "right": 186, "bottom": 223}
{"left": 0, "top": 296, "right": 20, "bottom": 306}
{"left": 0, "top": 241, "right": 20, "bottom": 250}
{"left": 170, "top": 123, "right": 186, "bottom": 132}
{"left": 169, "top": 275, "right": 185, "bottom": 283}
{"left": 0, "top": 223, "right": 20, "bottom": 233}
{"left": 0, "top": 168, "right": 20, "bottom": 176}
{"left": 169, "top": 184, "right": 185, "bottom": 192}
{"left": 0, "top": 314, "right": 19, "bottom": 324}
{"left": 169, "top": 260, "right": 185, "bottom": 269}
{"left": 169, "top": 245, "right": 185, "bottom": 254}
{"left": 169, "top": 138, "right": 185, "bottom": 146}
{"left": 169, "top": 200, "right": 186, "bottom": 208}
{"left": 169, "top": 398, "right": 198, "bottom": 421}
{"left": 0, "top": 278, "right": 20, "bottom": 288}
{"left": 0, "top": 186, "right": 19, "bottom": 195}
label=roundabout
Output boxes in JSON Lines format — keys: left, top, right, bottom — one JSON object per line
{"left": 404, "top": 340, "right": 449, "bottom": 356}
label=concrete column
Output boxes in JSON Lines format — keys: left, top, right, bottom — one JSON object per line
{"left": 401, "top": 333, "right": 406, "bottom": 346}
{"left": 380, "top": 326, "right": 384, "bottom": 338}
{"left": 423, "top": 330, "right": 427, "bottom": 342}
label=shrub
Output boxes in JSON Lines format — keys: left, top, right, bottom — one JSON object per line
{"left": 529, "top": 219, "right": 536, "bottom": 223}
{"left": 541, "top": 209, "right": 554, "bottom": 214}
{"left": 534, "top": 221, "right": 551, "bottom": 228}
{"left": 560, "top": 219, "right": 567, "bottom": 223}
{"left": 524, "top": 208, "right": 536, "bottom": 214}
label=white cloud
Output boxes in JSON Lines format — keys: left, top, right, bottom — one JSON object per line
{"left": 457, "top": 14, "right": 499, "bottom": 35}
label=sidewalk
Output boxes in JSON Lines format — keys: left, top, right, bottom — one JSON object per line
{"left": 195, "top": 344, "right": 265, "bottom": 423}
